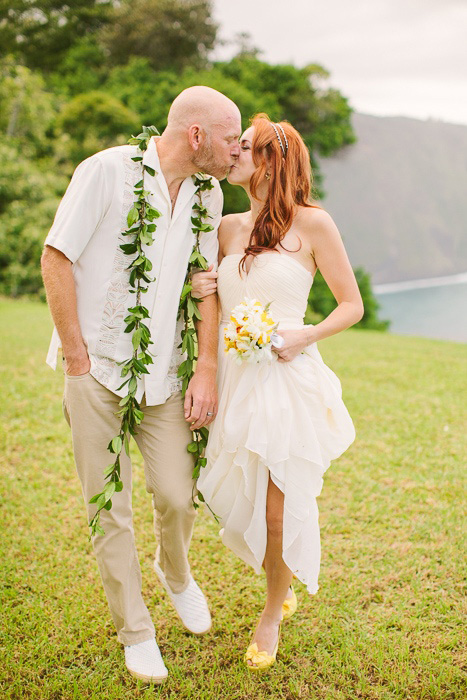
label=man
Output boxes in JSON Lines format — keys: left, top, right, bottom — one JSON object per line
{"left": 41, "top": 86, "right": 241, "bottom": 683}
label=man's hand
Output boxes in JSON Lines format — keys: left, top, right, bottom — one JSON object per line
{"left": 191, "top": 265, "right": 218, "bottom": 299}
{"left": 184, "top": 366, "right": 218, "bottom": 430}
{"left": 41, "top": 246, "right": 91, "bottom": 377}
{"left": 272, "top": 328, "right": 314, "bottom": 363}
{"left": 64, "top": 347, "right": 91, "bottom": 376}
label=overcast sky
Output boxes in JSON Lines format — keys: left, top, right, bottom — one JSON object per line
{"left": 212, "top": 0, "right": 467, "bottom": 125}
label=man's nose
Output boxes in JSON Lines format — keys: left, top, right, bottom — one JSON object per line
{"left": 231, "top": 143, "right": 240, "bottom": 157}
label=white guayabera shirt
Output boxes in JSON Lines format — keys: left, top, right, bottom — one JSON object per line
{"left": 45, "top": 137, "right": 222, "bottom": 405}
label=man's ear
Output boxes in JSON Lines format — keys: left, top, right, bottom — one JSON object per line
{"left": 188, "top": 124, "right": 203, "bottom": 151}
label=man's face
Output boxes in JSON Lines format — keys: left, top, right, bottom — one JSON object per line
{"left": 193, "top": 116, "right": 241, "bottom": 180}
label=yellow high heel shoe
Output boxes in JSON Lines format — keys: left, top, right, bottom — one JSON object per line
{"left": 281, "top": 587, "right": 297, "bottom": 621}
{"left": 244, "top": 624, "right": 281, "bottom": 672}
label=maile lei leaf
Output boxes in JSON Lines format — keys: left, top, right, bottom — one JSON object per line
{"left": 88, "top": 128, "right": 215, "bottom": 537}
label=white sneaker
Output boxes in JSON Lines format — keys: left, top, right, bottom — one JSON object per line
{"left": 124, "top": 638, "right": 168, "bottom": 683}
{"left": 154, "top": 561, "right": 212, "bottom": 635}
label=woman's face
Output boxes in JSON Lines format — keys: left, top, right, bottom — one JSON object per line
{"left": 227, "top": 126, "right": 257, "bottom": 186}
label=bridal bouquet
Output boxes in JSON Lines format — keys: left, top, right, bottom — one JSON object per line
{"left": 224, "top": 297, "right": 282, "bottom": 364}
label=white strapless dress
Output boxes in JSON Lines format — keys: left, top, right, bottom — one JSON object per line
{"left": 197, "top": 253, "right": 355, "bottom": 594}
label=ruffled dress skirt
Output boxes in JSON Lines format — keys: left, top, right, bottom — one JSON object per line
{"left": 198, "top": 340, "right": 355, "bottom": 594}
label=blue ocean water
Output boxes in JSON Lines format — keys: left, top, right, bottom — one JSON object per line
{"left": 374, "top": 279, "right": 467, "bottom": 343}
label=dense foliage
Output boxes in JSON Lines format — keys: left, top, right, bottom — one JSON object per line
{"left": 0, "top": 0, "right": 386, "bottom": 328}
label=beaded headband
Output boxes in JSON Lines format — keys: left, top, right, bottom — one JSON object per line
{"left": 270, "top": 123, "right": 288, "bottom": 157}
{"left": 277, "top": 124, "right": 289, "bottom": 153}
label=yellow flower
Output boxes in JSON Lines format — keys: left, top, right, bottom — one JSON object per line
{"left": 224, "top": 297, "right": 276, "bottom": 364}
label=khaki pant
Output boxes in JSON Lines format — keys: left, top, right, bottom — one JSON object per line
{"left": 63, "top": 373, "right": 196, "bottom": 646}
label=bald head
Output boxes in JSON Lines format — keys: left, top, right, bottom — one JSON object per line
{"left": 160, "top": 86, "right": 241, "bottom": 181}
{"left": 167, "top": 86, "right": 241, "bottom": 133}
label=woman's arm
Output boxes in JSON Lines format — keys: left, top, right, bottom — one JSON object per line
{"left": 191, "top": 264, "right": 218, "bottom": 299}
{"left": 184, "top": 293, "right": 218, "bottom": 429}
{"left": 274, "top": 209, "right": 364, "bottom": 362}
{"left": 191, "top": 214, "right": 237, "bottom": 298}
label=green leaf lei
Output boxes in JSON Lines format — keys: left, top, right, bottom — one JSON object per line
{"left": 89, "top": 126, "right": 214, "bottom": 537}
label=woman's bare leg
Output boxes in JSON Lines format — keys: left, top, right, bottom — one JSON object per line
{"left": 247, "top": 475, "right": 293, "bottom": 662}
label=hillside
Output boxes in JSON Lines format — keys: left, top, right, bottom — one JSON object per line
{"left": 319, "top": 113, "right": 467, "bottom": 284}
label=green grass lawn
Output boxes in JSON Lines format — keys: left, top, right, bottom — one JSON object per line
{"left": 0, "top": 298, "right": 465, "bottom": 699}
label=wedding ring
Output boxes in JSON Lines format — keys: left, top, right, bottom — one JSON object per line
{"left": 207, "top": 412, "right": 214, "bottom": 416}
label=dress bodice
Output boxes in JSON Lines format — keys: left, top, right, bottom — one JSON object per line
{"left": 218, "top": 253, "right": 313, "bottom": 328}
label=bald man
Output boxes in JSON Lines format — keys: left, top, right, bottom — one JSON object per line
{"left": 41, "top": 86, "right": 241, "bottom": 683}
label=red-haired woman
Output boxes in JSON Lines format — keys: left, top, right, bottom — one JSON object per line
{"left": 193, "top": 114, "right": 363, "bottom": 670}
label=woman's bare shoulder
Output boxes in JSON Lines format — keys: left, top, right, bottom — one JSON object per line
{"left": 298, "top": 205, "right": 337, "bottom": 231}
{"left": 218, "top": 211, "right": 250, "bottom": 248}
{"left": 297, "top": 205, "right": 342, "bottom": 247}
{"left": 219, "top": 211, "right": 249, "bottom": 229}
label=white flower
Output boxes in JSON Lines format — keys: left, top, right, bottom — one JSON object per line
{"left": 224, "top": 297, "right": 277, "bottom": 364}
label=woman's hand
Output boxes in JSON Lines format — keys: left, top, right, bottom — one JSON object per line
{"left": 191, "top": 265, "right": 218, "bottom": 299}
{"left": 272, "top": 328, "right": 314, "bottom": 362}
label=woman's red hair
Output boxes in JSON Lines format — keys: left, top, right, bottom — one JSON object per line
{"left": 241, "top": 113, "right": 316, "bottom": 268}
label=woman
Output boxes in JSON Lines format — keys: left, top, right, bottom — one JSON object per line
{"left": 192, "top": 114, "right": 363, "bottom": 670}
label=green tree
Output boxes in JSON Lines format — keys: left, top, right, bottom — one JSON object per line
{"left": 353, "top": 267, "right": 389, "bottom": 330}
{"left": 104, "top": 60, "right": 179, "bottom": 126}
{"left": 55, "top": 91, "right": 141, "bottom": 165}
{"left": 101, "top": 0, "right": 217, "bottom": 72}
{"left": 105, "top": 60, "right": 278, "bottom": 131}
{"left": 0, "top": 0, "right": 112, "bottom": 71}
{"left": 0, "top": 140, "right": 66, "bottom": 297}
{"left": 47, "top": 36, "right": 109, "bottom": 97}
{"left": 0, "top": 58, "right": 56, "bottom": 156}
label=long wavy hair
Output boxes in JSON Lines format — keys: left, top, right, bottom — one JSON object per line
{"left": 241, "top": 113, "right": 317, "bottom": 269}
